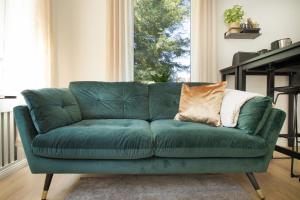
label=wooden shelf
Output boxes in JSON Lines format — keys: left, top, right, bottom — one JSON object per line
{"left": 224, "top": 32, "right": 261, "bottom": 39}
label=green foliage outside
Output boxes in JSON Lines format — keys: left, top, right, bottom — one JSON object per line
{"left": 134, "top": 0, "right": 190, "bottom": 82}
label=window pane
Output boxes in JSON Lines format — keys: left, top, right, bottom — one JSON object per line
{"left": 134, "top": 0, "right": 191, "bottom": 82}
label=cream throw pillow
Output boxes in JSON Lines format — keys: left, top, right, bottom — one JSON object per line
{"left": 220, "top": 89, "right": 262, "bottom": 127}
{"left": 175, "top": 82, "right": 227, "bottom": 126}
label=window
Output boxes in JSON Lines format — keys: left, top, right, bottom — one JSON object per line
{"left": 134, "top": 0, "right": 191, "bottom": 82}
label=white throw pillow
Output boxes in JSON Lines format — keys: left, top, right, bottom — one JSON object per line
{"left": 220, "top": 89, "right": 262, "bottom": 127}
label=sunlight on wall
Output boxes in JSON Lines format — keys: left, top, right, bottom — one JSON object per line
{"left": 0, "top": 0, "right": 49, "bottom": 96}
{"left": 50, "top": 0, "right": 107, "bottom": 87}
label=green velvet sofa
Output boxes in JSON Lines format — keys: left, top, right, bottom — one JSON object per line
{"left": 13, "top": 82, "right": 286, "bottom": 200}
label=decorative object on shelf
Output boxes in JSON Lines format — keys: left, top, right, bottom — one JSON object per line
{"left": 247, "top": 18, "right": 259, "bottom": 28}
{"left": 224, "top": 6, "right": 261, "bottom": 39}
{"left": 271, "top": 38, "right": 292, "bottom": 50}
{"left": 240, "top": 28, "right": 260, "bottom": 33}
{"left": 240, "top": 18, "right": 261, "bottom": 33}
{"left": 224, "top": 5, "right": 244, "bottom": 33}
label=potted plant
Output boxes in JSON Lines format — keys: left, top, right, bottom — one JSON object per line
{"left": 224, "top": 5, "right": 244, "bottom": 33}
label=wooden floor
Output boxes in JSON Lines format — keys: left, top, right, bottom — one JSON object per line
{"left": 0, "top": 157, "right": 299, "bottom": 200}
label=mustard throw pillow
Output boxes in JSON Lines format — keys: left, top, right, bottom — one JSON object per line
{"left": 175, "top": 82, "right": 227, "bottom": 126}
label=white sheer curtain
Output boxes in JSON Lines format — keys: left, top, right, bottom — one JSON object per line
{"left": 106, "top": 0, "right": 134, "bottom": 82}
{"left": 0, "top": 0, "right": 51, "bottom": 96}
{"left": 191, "top": 0, "right": 218, "bottom": 82}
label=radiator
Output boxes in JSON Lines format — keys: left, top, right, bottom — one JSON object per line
{"left": 0, "top": 96, "right": 19, "bottom": 170}
{"left": 0, "top": 111, "right": 17, "bottom": 167}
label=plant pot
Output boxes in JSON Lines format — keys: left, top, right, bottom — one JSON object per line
{"left": 228, "top": 22, "right": 240, "bottom": 33}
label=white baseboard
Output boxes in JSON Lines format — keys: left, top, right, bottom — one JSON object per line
{"left": 0, "top": 159, "right": 28, "bottom": 180}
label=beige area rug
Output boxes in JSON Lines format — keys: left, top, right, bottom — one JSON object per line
{"left": 65, "top": 174, "right": 252, "bottom": 200}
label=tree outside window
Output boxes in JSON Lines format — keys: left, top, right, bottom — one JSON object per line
{"left": 134, "top": 0, "right": 191, "bottom": 82}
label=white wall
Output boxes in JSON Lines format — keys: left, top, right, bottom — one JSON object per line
{"left": 217, "top": 0, "right": 300, "bottom": 69}
{"left": 217, "top": 0, "right": 300, "bottom": 136}
{"left": 51, "top": 0, "right": 108, "bottom": 87}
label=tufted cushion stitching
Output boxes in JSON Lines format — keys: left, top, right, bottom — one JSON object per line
{"left": 22, "top": 88, "right": 82, "bottom": 134}
{"left": 69, "top": 82, "right": 149, "bottom": 120}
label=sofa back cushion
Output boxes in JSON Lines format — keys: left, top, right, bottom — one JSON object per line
{"left": 22, "top": 88, "right": 82, "bottom": 134}
{"left": 69, "top": 82, "right": 149, "bottom": 120}
{"left": 149, "top": 82, "right": 209, "bottom": 120}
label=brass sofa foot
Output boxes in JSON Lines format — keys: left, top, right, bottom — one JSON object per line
{"left": 41, "top": 190, "right": 48, "bottom": 200}
{"left": 41, "top": 174, "right": 53, "bottom": 200}
{"left": 246, "top": 173, "right": 265, "bottom": 200}
{"left": 256, "top": 189, "right": 265, "bottom": 200}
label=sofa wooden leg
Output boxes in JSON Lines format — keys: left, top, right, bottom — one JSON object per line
{"left": 246, "top": 173, "right": 265, "bottom": 200}
{"left": 41, "top": 174, "right": 53, "bottom": 200}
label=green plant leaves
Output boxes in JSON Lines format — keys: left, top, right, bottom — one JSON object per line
{"left": 224, "top": 5, "right": 244, "bottom": 24}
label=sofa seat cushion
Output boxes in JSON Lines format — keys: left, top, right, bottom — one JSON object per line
{"left": 151, "top": 120, "right": 267, "bottom": 158}
{"left": 32, "top": 119, "right": 154, "bottom": 159}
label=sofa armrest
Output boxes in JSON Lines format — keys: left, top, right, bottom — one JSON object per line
{"left": 13, "top": 106, "right": 39, "bottom": 168}
{"left": 257, "top": 108, "right": 286, "bottom": 158}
